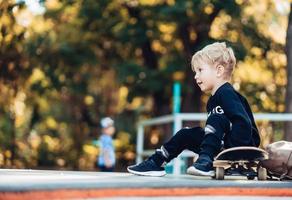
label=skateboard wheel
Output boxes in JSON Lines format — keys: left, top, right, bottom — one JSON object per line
{"left": 215, "top": 167, "right": 224, "bottom": 180}
{"left": 257, "top": 166, "right": 267, "bottom": 180}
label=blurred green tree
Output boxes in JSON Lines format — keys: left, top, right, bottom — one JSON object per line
{"left": 0, "top": 0, "right": 31, "bottom": 165}
{"left": 0, "top": 0, "right": 289, "bottom": 169}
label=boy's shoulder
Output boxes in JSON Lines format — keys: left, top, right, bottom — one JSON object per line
{"left": 214, "top": 82, "right": 235, "bottom": 97}
{"left": 215, "top": 83, "right": 247, "bottom": 102}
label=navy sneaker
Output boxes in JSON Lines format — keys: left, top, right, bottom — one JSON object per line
{"left": 127, "top": 158, "right": 166, "bottom": 177}
{"left": 187, "top": 154, "right": 214, "bottom": 176}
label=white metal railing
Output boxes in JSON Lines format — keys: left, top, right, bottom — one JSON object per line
{"left": 136, "top": 113, "right": 292, "bottom": 175}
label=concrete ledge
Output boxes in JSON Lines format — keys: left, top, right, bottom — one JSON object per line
{"left": 0, "top": 169, "right": 291, "bottom": 199}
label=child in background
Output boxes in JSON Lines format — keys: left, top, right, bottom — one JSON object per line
{"left": 98, "top": 117, "right": 116, "bottom": 172}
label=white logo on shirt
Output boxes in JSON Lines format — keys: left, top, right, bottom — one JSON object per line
{"left": 208, "top": 106, "right": 224, "bottom": 116}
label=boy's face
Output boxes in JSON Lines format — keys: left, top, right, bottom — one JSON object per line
{"left": 193, "top": 61, "right": 218, "bottom": 93}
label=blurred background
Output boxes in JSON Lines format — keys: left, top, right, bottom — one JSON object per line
{"left": 0, "top": 0, "right": 291, "bottom": 171}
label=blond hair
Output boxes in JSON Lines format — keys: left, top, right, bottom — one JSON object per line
{"left": 191, "top": 42, "right": 236, "bottom": 79}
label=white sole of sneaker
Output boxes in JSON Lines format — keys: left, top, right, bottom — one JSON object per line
{"left": 127, "top": 167, "right": 166, "bottom": 177}
{"left": 186, "top": 166, "right": 215, "bottom": 177}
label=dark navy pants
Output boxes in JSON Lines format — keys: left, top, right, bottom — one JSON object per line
{"left": 162, "top": 114, "right": 230, "bottom": 161}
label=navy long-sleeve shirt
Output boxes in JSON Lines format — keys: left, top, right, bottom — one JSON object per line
{"left": 206, "top": 82, "right": 260, "bottom": 148}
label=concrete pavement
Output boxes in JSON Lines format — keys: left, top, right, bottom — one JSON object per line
{"left": 0, "top": 169, "right": 291, "bottom": 199}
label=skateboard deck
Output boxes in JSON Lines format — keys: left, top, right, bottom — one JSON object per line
{"left": 213, "top": 146, "right": 268, "bottom": 180}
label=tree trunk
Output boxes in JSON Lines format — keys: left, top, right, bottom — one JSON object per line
{"left": 141, "top": 38, "right": 170, "bottom": 116}
{"left": 125, "top": 5, "right": 170, "bottom": 116}
{"left": 9, "top": 113, "right": 16, "bottom": 166}
{"left": 284, "top": 3, "right": 292, "bottom": 141}
{"left": 179, "top": 6, "right": 222, "bottom": 117}
{"left": 178, "top": 22, "right": 202, "bottom": 114}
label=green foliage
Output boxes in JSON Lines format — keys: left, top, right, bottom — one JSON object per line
{"left": 0, "top": 0, "right": 289, "bottom": 170}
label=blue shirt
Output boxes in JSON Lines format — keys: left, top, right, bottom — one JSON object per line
{"left": 98, "top": 134, "right": 115, "bottom": 166}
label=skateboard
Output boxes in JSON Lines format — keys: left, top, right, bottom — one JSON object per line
{"left": 213, "top": 146, "right": 268, "bottom": 180}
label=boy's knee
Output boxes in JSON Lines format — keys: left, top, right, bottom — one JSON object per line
{"left": 177, "top": 126, "right": 200, "bottom": 134}
{"left": 176, "top": 127, "right": 204, "bottom": 141}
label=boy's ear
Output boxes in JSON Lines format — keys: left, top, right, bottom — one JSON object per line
{"left": 216, "top": 65, "right": 225, "bottom": 77}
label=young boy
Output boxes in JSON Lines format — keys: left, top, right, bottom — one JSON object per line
{"left": 98, "top": 117, "right": 116, "bottom": 172}
{"left": 127, "top": 42, "right": 260, "bottom": 177}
